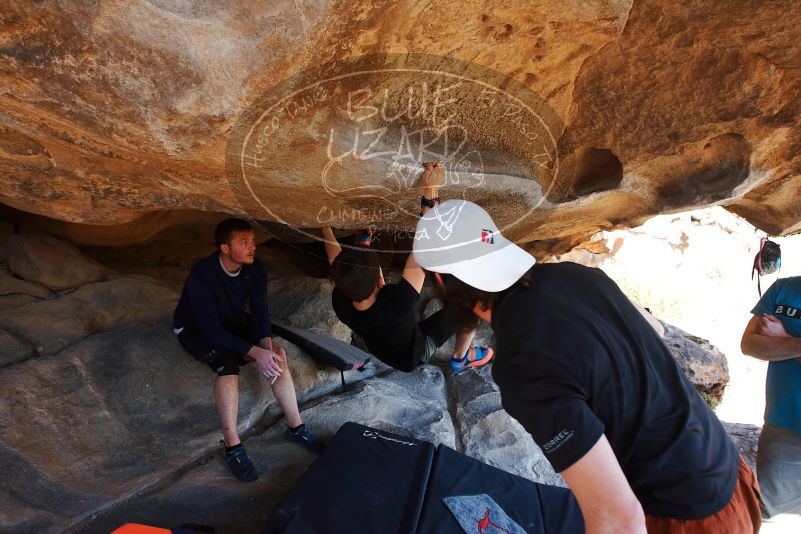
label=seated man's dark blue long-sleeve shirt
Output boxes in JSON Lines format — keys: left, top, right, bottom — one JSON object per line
{"left": 173, "top": 253, "right": 271, "bottom": 355}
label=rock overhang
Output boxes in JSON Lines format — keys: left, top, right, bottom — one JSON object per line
{"left": 1, "top": 0, "right": 800, "bottom": 253}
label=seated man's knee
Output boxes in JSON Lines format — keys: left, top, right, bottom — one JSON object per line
{"left": 275, "top": 345, "right": 289, "bottom": 370}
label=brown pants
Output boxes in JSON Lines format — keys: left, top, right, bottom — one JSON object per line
{"left": 646, "top": 457, "right": 762, "bottom": 534}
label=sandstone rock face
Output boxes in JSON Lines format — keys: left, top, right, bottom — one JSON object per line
{"left": 3, "top": 1, "right": 801, "bottom": 252}
{"left": 0, "top": 229, "right": 10, "bottom": 263}
{"left": 0, "top": 328, "right": 380, "bottom": 532}
{"left": 0, "top": 293, "right": 37, "bottom": 311}
{"left": 0, "top": 328, "right": 32, "bottom": 367}
{"left": 8, "top": 233, "right": 108, "bottom": 290}
{"left": 0, "top": 233, "right": 384, "bottom": 531}
{"left": 0, "top": 234, "right": 179, "bottom": 367}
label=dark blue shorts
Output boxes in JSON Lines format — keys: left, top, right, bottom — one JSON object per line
{"left": 177, "top": 325, "right": 255, "bottom": 377}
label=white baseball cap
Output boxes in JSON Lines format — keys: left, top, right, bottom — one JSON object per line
{"left": 413, "top": 200, "right": 536, "bottom": 292}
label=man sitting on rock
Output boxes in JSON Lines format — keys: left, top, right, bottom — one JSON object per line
{"left": 413, "top": 200, "right": 762, "bottom": 534}
{"left": 322, "top": 163, "right": 493, "bottom": 373}
{"left": 741, "top": 275, "right": 801, "bottom": 519}
{"left": 174, "top": 218, "right": 324, "bottom": 482}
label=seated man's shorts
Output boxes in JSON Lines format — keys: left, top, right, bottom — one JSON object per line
{"left": 177, "top": 325, "right": 254, "bottom": 377}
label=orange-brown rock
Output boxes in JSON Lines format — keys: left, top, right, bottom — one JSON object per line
{"left": 1, "top": 1, "right": 800, "bottom": 251}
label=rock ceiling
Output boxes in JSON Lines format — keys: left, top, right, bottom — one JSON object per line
{"left": 2, "top": 1, "right": 800, "bottom": 252}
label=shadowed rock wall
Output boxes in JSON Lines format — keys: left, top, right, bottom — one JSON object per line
{"left": 0, "top": 232, "right": 744, "bottom": 531}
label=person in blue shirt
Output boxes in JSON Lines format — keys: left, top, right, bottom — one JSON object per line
{"left": 174, "top": 218, "right": 323, "bottom": 482}
{"left": 741, "top": 276, "right": 801, "bottom": 517}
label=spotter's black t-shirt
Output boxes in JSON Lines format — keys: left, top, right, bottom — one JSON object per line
{"left": 332, "top": 278, "right": 424, "bottom": 371}
{"left": 491, "top": 262, "right": 738, "bottom": 520}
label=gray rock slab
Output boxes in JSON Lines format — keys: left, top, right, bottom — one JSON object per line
{"left": 447, "top": 364, "right": 565, "bottom": 488}
{"left": 79, "top": 440, "right": 311, "bottom": 534}
{"left": 662, "top": 321, "right": 730, "bottom": 406}
{"left": 0, "top": 328, "right": 34, "bottom": 367}
{"left": 0, "top": 293, "right": 37, "bottom": 311}
{"left": 8, "top": 233, "right": 108, "bottom": 290}
{"left": 86, "top": 366, "right": 453, "bottom": 533}
{"left": 0, "top": 264, "right": 50, "bottom": 298}
{"left": 0, "top": 325, "right": 271, "bottom": 532}
{"left": 0, "top": 276, "right": 177, "bottom": 359}
{"left": 0, "top": 320, "right": 386, "bottom": 532}
{"left": 268, "top": 276, "right": 352, "bottom": 342}
{"left": 0, "top": 232, "right": 8, "bottom": 264}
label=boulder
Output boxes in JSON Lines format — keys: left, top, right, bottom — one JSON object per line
{"left": 0, "top": 276, "right": 178, "bottom": 361}
{"left": 0, "top": 231, "right": 9, "bottom": 264}
{"left": 0, "top": 294, "right": 37, "bottom": 311}
{"left": 661, "top": 321, "right": 730, "bottom": 407}
{"left": 0, "top": 327, "right": 383, "bottom": 531}
{"left": 7, "top": 233, "right": 109, "bottom": 290}
{"left": 0, "top": 264, "right": 50, "bottom": 298}
{"left": 0, "top": 329, "right": 34, "bottom": 368}
{"left": 267, "top": 275, "right": 351, "bottom": 343}
{"left": 0, "top": 325, "right": 272, "bottom": 532}
{"left": 447, "top": 364, "right": 564, "bottom": 488}
{"left": 83, "top": 240, "right": 217, "bottom": 293}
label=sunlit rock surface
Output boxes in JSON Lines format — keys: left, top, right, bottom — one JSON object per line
{"left": 2, "top": 1, "right": 800, "bottom": 251}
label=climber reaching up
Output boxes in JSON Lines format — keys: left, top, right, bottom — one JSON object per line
{"left": 322, "top": 163, "right": 494, "bottom": 373}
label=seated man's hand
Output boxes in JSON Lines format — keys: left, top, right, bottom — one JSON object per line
{"left": 249, "top": 346, "right": 283, "bottom": 378}
{"left": 419, "top": 162, "right": 445, "bottom": 189}
{"left": 758, "top": 314, "right": 790, "bottom": 338}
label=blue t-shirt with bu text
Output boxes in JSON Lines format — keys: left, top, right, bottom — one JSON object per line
{"left": 751, "top": 276, "right": 801, "bottom": 436}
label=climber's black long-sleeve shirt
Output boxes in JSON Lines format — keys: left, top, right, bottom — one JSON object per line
{"left": 173, "top": 253, "right": 271, "bottom": 355}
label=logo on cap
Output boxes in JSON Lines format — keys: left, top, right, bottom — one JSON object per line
{"left": 480, "top": 229, "right": 494, "bottom": 244}
{"left": 432, "top": 202, "right": 466, "bottom": 240}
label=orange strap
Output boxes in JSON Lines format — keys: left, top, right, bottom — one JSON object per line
{"left": 111, "top": 524, "right": 172, "bottom": 534}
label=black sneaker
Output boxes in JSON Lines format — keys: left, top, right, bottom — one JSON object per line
{"left": 223, "top": 443, "right": 259, "bottom": 482}
{"left": 284, "top": 424, "right": 326, "bottom": 454}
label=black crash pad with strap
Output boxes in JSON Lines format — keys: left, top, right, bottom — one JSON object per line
{"left": 263, "top": 422, "right": 435, "bottom": 534}
{"left": 264, "top": 422, "right": 584, "bottom": 534}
